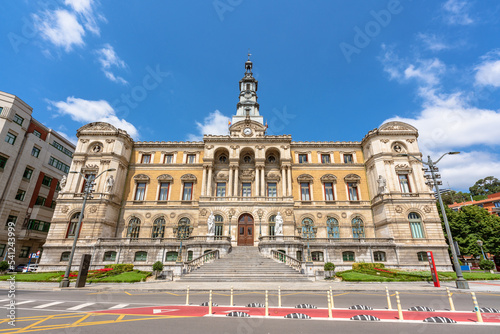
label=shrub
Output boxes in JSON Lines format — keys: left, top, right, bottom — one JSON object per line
{"left": 152, "top": 261, "right": 164, "bottom": 272}
{"left": 104, "top": 264, "right": 134, "bottom": 273}
{"left": 0, "top": 261, "right": 9, "bottom": 272}
{"left": 352, "top": 263, "right": 385, "bottom": 270}
{"left": 324, "top": 262, "right": 335, "bottom": 271}
{"left": 479, "top": 260, "right": 495, "bottom": 271}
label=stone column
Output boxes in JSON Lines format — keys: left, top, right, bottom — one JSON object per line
{"left": 281, "top": 167, "right": 286, "bottom": 197}
{"left": 260, "top": 167, "right": 265, "bottom": 197}
{"left": 233, "top": 168, "right": 239, "bottom": 196}
{"left": 255, "top": 166, "right": 260, "bottom": 197}
{"left": 228, "top": 167, "right": 233, "bottom": 197}
{"left": 201, "top": 166, "right": 207, "bottom": 196}
{"left": 207, "top": 166, "right": 213, "bottom": 197}
{"left": 287, "top": 166, "right": 292, "bottom": 197}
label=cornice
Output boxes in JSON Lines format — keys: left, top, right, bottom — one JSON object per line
{"left": 291, "top": 142, "right": 361, "bottom": 149}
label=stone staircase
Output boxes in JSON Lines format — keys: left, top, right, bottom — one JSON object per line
{"left": 178, "top": 247, "right": 311, "bottom": 282}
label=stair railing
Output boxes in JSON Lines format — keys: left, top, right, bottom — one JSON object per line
{"left": 184, "top": 249, "right": 220, "bottom": 273}
{"left": 270, "top": 250, "right": 302, "bottom": 271}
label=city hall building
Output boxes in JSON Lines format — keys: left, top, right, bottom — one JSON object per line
{"left": 39, "top": 59, "right": 452, "bottom": 275}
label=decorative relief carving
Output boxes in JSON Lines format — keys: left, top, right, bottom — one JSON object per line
{"left": 214, "top": 171, "right": 229, "bottom": 181}
{"left": 200, "top": 209, "right": 207, "bottom": 216}
{"left": 133, "top": 174, "right": 150, "bottom": 182}
{"left": 341, "top": 212, "right": 347, "bottom": 218}
{"left": 239, "top": 169, "right": 255, "bottom": 181}
{"left": 145, "top": 213, "right": 151, "bottom": 218}
{"left": 80, "top": 139, "right": 89, "bottom": 143}
{"left": 392, "top": 144, "right": 403, "bottom": 153}
{"left": 230, "top": 145, "right": 240, "bottom": 150}
{"left": 395, "top": 164, "right": 412, "bottom": 173}
{"left": 320, "top": 174, "right": 337, "bottom": 182}
{"left": 280, "top": 145, "right": 289, "bottom": 150}
{"left": 297, "top": 174, "right": 314, "bottom": 182}
{"left": 92, "top": 144, "right": 102, "bottom": 153}
{"left": 406, "top": 139, "right": 415, "bottom": 143}
{"left": 317, "top": 213, "right": 322, "bottom": 218}
{"left": 266, "top": 171, "right": 281, "bottom": 181}
{"left": 424, "top": 206, "right": 432, "bottom": 213}
{"left": 384, "top": 160, "right": 394, "bottom": 165}
{"left": 85, "top": 164, "right": 99, "bottom": 169}
{"left": 157, "top": 174, "right": 174, "bottom": 182}
{"left": 170, "top": 212, "right": 176, "bottom": 218}
{"left": 395, "top": 206, "right": 403, "bottom": 213}
{"left": 89, "top": 206, "right": 98, "bottom": 213}
{"left": 100, "top": 159, "right": 111, "bottom": 164}
{"left": 285, "top": 209, "right": 292, "bottom": 216}
{"left": 61, "top": 206, "right": 69, "bottom": 213}
{"left": 380, "top": 139, "right": 389, "bottom": 143}
{"left": 206, "top": 145, "right": 214, "bottom": 150}
{"left": 105, "top": 139, "right": 115, "bottom": 143}
{"left": 255, "top": 145, "right": 264, "bottom": 150}
{"left": 344, "top": 174, "right": 361, "bottom": 183}
{"left": 181, "top": 174, "right": 197, "bottom": 182}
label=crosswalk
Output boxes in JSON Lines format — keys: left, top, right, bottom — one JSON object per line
{"left": 3, "top": 300, "right": 131, "bottom": 312}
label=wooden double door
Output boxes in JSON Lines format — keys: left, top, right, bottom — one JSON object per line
{"left": 237, "top": 214, "right": 254, "bottom": 246}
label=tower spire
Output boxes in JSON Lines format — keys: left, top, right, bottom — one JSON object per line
{"left": 232, "top": 55, "right": 263, "bottom": 125}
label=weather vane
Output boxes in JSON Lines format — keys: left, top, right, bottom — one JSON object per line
{"left": 247, "top": 49, "right": 251, "bottom": 61}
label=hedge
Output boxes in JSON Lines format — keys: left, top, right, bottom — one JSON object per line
{"left": 352, "top": 263, "right": 385, "bottom": 270}
{"left": 104, "top": 264, "right": 134, "bottom": 272}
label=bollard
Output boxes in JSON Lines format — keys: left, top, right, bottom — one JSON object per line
{"left": 230, "top": 286, "right": 233, "bottom": 306}
{"left": 329, "top": 286, "right": 334, "bottom": 309}
{"left": 471, "top": 292, "right": 483, "bottom": 323}
{"left": 278, "top": 286, "right": 282, "bottom": 307}
{"left": 265, "top": 290, "right": 269, "bottom": 317}
{"left": 446, "top": 287, "right": 455, "bottom": 311}
{"left": 327, "top": 291, "right": 332, "bottom": 318}
{"left": 385, "top": 286, "right": 392, "bottom": 310}
{"left": 208, "top": 290, "right": 213, "bottom": 315}
{"left": 186, "top": 286, "right": 190, "bottom": 305}
{"left": 396, "top": 291, "right": 403, "bottom": 321}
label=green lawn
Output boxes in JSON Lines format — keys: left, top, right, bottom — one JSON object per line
{"left": 0, "top": 270, "right": 151, "bottom": 283}
{"left": 87, "top": 270, "right": 150, "bottom": 283}
{"left": 335, "top": 269, "right": 500, "bottom": 282}
{"left": 0, "top": 272, "right": 64, "bottom": 282}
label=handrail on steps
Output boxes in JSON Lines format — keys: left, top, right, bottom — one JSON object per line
{"left": 270, "top": 249, "right": 302, "bottom": 271}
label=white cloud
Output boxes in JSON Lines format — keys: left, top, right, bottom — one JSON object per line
{"left": 442, "top": 0, "right": 473, "bottom": 25}
{"left": 404, "top": 59, "right": 445, "bottom": 86}
{"left": 95, "top": 44, "right": 128, "bottom": 84}
{"left": 33, "top": 9, "right": 85, "bottom": 52}
{"left": 48, "top": 96, "right": 139, "bottom": 139}
{"left": 65, "top": 0, "right": 105, "bottom": 35}
{"left": 475, "top": 51, "right": 500, "bottom": 88}
{"left": 187, "top": 110, "right": 230, "bottom": 141}
{"left": 416, "top": 33, "right": 450, "bottom": 52}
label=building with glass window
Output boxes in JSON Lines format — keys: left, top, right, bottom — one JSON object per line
{"left": 0, "top": 91, "right": 75, "bottom": 265}
{"left": 38, "top": 59, "right": 452, "bottom": 274}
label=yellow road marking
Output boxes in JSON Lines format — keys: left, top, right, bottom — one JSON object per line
{"left": 71, "top": 313, "right": 91, "bottom": 326}
{"left": 9, "top": 315, "right": 55, "bottom": 333}
{"left": 124, "top": 291, "right": 132, "bottom": 295}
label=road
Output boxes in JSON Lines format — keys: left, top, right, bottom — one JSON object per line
{"left": 1, "top": 289, "right": 499, "bottom": 333}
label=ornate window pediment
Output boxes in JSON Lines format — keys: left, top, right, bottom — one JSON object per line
{"left": 133, "top": 174, "right": 150, "bottom": 182}
{"left": 214, "top": 170, "right": 229, "bottom": 181}
{"left": 395, "top": 164, "right": 412, "bottom": 173}
{"left": 320, "top": 174, "right": 337, "bottom": 183}
{"left": 157, "top": 174, "right": 173, "bottom": 182}
{"left": 180, "top": 173, "right": 197, "bottom": 182}
{"left": 344, "top": 174, "right": 361, "bottom": 183}
{"left": 239, "top": 169, "right": 254, "bottom": 181}
{"left": 297, "top": 174, "right": 313, "bottom": 183}
{"left": 266, "top": 171, "right": 281, "bottom": 181}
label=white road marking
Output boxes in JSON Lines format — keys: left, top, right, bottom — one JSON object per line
{"left": 67, "top": 302, "right": 95, "bottom": 310}
{"left": 108, "top": 304, "right": 130, "bottom": 309}
{"left": 14, "top": 300, "right": 35, "bottom": 305}
{"left": 34, "top": 301, "right": 65, "bottom": 309}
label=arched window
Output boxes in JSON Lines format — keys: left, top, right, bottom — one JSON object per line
{"left": 60, "top": 251, "right": 70, "bottom": 262}
{"left": 342, "top": 251, "right": 355, "bottom": 262}
{"left": 327, "top": 217, "right": 339, "bottom": 238}
{"left": 409, "top": 212, "right": 425, "bottom": 239}
{"left": 301, "top": 218, "right": 316, "bottom": 239}
{"left": 373, "top": 251, "right": 386, "bottom": 262}
{"left": 103, "top": 251, "right": 117, "bottom": 261}
{"left": 311, "top": 251, "right": 324, "bottom": 262}
{"left": 177, "top": 217, "right": 191, "bottom": 239}
{"left": 243, "top": 155, "right": 252, "bottom": 163}
{"left": 214, "top": 214, "right": 223, "bottom": 236}
{"left": 134, "top": 251, "right": 147, "bottom": 261}
{"left": 165, "top": 251, "right": 178, "bottom": 261}
{"left": 417, "top": 251, "right": 428, "bottom": 262}
{"left": 127, "top": 217, "right": 141, "bottom": 240}
{"left": 152, "top": 217, "right": 166, "bottom": 239}
{"left": 218, "top": 155, "right": 227, "bottom": 163}
{"left": 351, "top": 217, "right": 365, "bottom": 238}
{"left": 66, "top": 212, "right": 81, "bottom": 238}
{"left": 268, "top": 215, "right": 276, "bottom": 236}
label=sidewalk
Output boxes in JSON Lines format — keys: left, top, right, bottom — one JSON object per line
{"left": 2, "top": 279, "right": 500, "bottom": 293}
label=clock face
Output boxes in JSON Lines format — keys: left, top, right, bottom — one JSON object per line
{"left": 243, "top": 128, "right": 252, "bottom": 135}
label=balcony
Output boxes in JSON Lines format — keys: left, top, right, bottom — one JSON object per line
{"left": 200, "top": 196, "right": 294, "bottom": 203}
{"left": 259, "top": 236, "right": 396, "bottom": 246}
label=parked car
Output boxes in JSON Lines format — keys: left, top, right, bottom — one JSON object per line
{"left": 24, "top": 264, "right": 38, "bottom": 272}
{"left": 13, "top": 264, "right": 27, "bottom": 272}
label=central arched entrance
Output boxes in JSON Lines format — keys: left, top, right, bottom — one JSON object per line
{"left": 237, "top": 214, "right": 254, "bottom": 246}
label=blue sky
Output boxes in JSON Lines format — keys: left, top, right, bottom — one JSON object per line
{"left": 2, "top": 0, "right": 500, "bottom": 191}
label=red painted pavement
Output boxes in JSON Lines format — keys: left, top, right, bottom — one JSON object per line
{"left": 95, "top": 305, "right": 500, "bottom": 323}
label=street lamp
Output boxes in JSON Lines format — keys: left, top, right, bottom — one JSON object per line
{"left": 228, "top": 209, "right": 235, "bottom": 241}
{"left": 399, "top": 151, "right": 469, "bottom": 289}
{"left": 176, "top": 219, "right": 190, "bottom": 262}
{"left": 302, "top": 218, "right": 315, "bottom": 262}
{"left": 60, "top": 168, "right": 116, "bottom": 288}
{"left": 257, "top": 209, "right": 263, "bottom": 238}
{"left": 477, "top": 240, "right": 487, "bottom": 260}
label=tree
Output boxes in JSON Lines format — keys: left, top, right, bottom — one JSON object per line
{"left": 152, "top": 261, "right": 164, "bottom": 279}
{"left": 441, "top": 191, "right": 471, "bottom": 205}
{"left": 439, "top": 204, "right": 500, "bottom": 257}
{"left": 469, "top": 176, "right": 500, "bottom": 196}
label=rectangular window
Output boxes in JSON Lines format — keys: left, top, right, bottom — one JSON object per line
{"left": 182, "top": 182, "right": 193, "bottom": 201}
{"left": 5, "top": 215, "right": 17, "bottom": 229}
{"left": 187, "top": 154, "right": 196, "bottom": 164}
{"left": 48, "top": 156, "right": 70, "bottom": 173}
{"left": 324, "top": 182, "right": 334, "bottom": 201}
{"left": 35, "top": 196, "right": 46, "bottom": 206}
{"left": 267, "top": 182, "right": 277, "bottom": 198}
{"left": 5, "top": 132, "right": 16, "bottom": 145}
{"left": 141, "top": 154, "right": 151, "bottom": 164}
{"left": 0, "top": 155, "right": 7, "bottom": 169}
{"left": 23, "top": 167, "right": 33, "bottom": 179}
{"left": 158, "top": 182, "right": 169, "bottom": 201}
{"left": 33, "top": 130, "right": 42, "bottom": 138}
{"left": 81, "top": 173, "right": 96, "bottom": 192}
{"left": 135, "top": 182, "right": 146, "bottom": 201}
{"left": 0, "top": 244, "right": 5, "bottom": 257}
{"left": 417, "top": 252, "right": 428, "bottom": 262}
{"left": 348, "top": 183, "right": 359, "bottom": 201}
{"left": 242, "top": 183, "right": 251, "bottom": 197}
{"left": 344, "top": 153, "right": 353, "bottom": 164}
{"left": 311, "top": 251, "right": 324, "bottom": 262}
{"left": 13, "top": 114, "right": 24, "bottom": 126}
{"left": 495, "top": 202, "right": 500, "bottom": 208}
{"left": 216, "top": 182, "right": 226, "bottom": 197}
{"left": 374, "top": 252, "right": 386, "bottom": 262}
{"left": 321, "top": 154, "right": 330, "bottom": 164}
{"left": 343, "top": 252, "right": 355, "bottom": 262}
{"left": 104, "top": 252, "right": 116, "bottom": 261}
{"left": 410, "top": 222, "right": 425, "bottom": 238}
{"left": 298, "top": 154, "right": 308, "bottom": 163}
{"left": 52, "top": 141, "right": 73, "bottom": 157}
{"left": 399, "top": 174, "right": 411, "bottom": 193}
{"left": 19, "top": 246, "right": 31, "bottom": 258}
{"left": 31, "top": 146, "right": 41, "bottom": 158}
{"left": 27, "top": 220, "right": 51, "bottom": 232}
{"left": 164, "top": 154, "right": 173, "bottom": 164}
{"left": 15, "top": 189, "right": 26, "bottom": 201}
{"left": 42, "top": 175, "right": 52, "bottom": 187}
{"left": 301, "top": 182, "right": 311, "bottom": 201}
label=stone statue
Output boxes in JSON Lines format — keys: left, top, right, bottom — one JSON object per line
{"left": 60, "top": 175, "right": 67, "bottom": 191}
{"left": 377, "top": 175, "right": 387, "bottom": 194}
{"left": 275, "top": 212, "right": 283, "bottom": 236}
{"left": 105, "top": 175, "right": 115, "bottom": 193}
{"left": 207, "top": 212, "right": 215, "bottom": 235}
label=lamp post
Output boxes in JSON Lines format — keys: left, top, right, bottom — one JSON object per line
{"left": 228, "top": 209, "right": 235, "bottom": 241}
{"left": 477, "top": 240, "right": 487, "bottom": 260}
{"left": 60, "top": 168, "right": 116, "bottom": 288}
{"left": 176, "top": 219, "right": 190, "bottom": 262}
{"left": 399, "top": 152, "right": 469, "bottom": 289}
{"left": 302, "top": 218, "right": 314, "bottom": 262}
{"left": 257, "top": 209, "right": 263, "bottom": 238}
